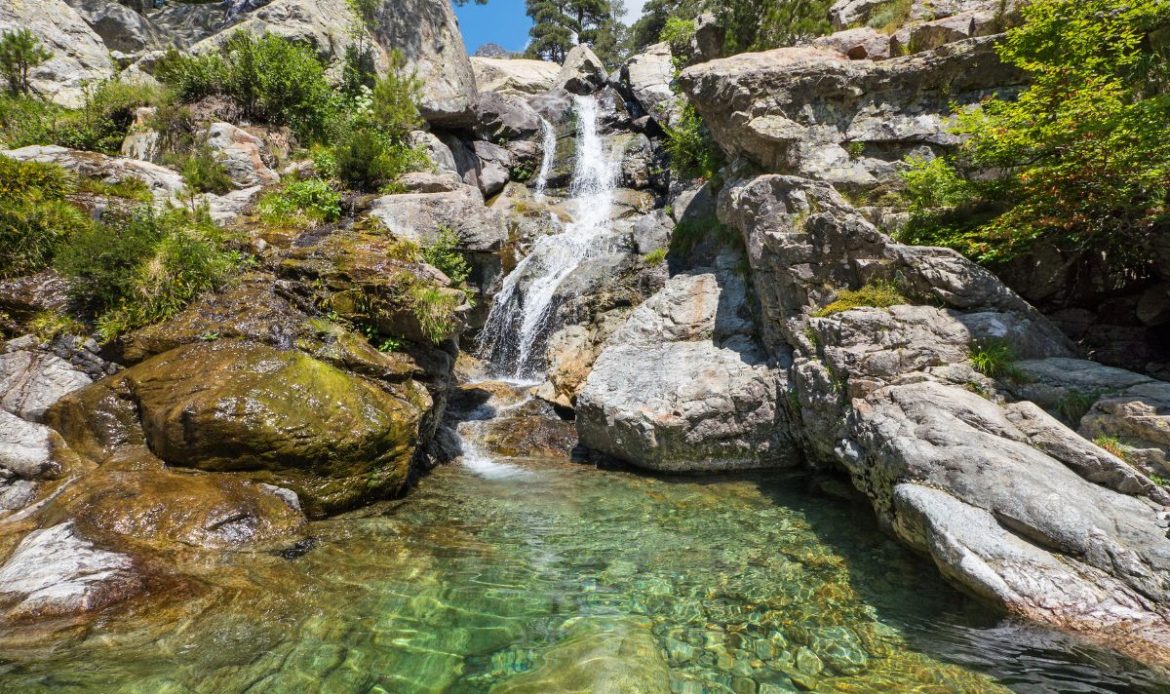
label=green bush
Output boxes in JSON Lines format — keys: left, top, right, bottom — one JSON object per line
{"left": 77, "top": 176, "right": 153, "bottom": 202}
{"left": 0, "top": 93, "right": 63, "bottom": 148}
{"left": 899, "top": 0, "right": 1170, "bottom": 277}
{"left": 0, "top": 29, "right": 51, "bottom": 96}
{"left": 0, "top": 157, "right": 91, "bottom": 279}
{"left": 813, "top": 281, "right": 907, "bottom": 317}
{"left": 643, "top": 247, "right": 668, "bottom": 265}
{"left": 410, "top": 285, "right": 460, "bottom": 344}
{"left": 156, "top": 32, "right": 336, "bottom": 143}
{"left": 257, "top": 178, "right": 342, "bottom": 227}
{"left": 55, "top": 207, "right": 242, "bottom": 341}
{"left": 422, "top": 227, "right": 471, "bottom": 284}
{"left": 176, "top": 145, "right": 233, "bottom": 195}
{"left": 57, "top": 79, "right": 166, "bottom": 154}
{"left": 340, "top": 37, "right": 378, "bottom": 97}
{"left": 664, "top": 103, "right": 723, "bottom": 181}
{"left": 968, "top": 338, "right": 1022, "bottom": 380}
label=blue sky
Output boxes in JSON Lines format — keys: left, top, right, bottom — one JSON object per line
{"left": 454, "top": 0, "right": 647, "bottom": 55}
{"left": 454, "top": 0, "right": 533, "bottom": 55}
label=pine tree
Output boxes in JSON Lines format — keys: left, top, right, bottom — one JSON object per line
{"left": 525, "top": 0, "right": 625, "bottom": 66}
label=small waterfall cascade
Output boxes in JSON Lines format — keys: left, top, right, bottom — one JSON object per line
{"left": 478, "top": 95, "right": 621, "bottom": 381}
{"left": 533, "top": 116, "right": 556, "bottom": 201}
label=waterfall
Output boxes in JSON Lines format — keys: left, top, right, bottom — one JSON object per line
{"left": 478, "top": 95, "right": 620, "bottom": 381}
{"left": 533, "top": 117, "right": 556, "bottom": 201}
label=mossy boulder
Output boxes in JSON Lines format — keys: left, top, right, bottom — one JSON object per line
{"left": 50, "top": 341, "right": 428, "bottom": 516}
{"left": 279, "top": 227, "right": 469, "bottom": 346}
{"left": 46, "top": 462, "right": 307, "bottom": 553}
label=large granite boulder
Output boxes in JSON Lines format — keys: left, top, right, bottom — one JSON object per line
{"left": 472, "top": 57, "right": 560, "bottom": 95}
{"left": 47, "top": 341, "right": 427, "bottom": 516}
{"left": 371, "top": 0, "right": 477, "bottom": 126}
{"left": 64, "top": 0, "right": 164, "bottom": 53}
{"left": 715, "top": 172, "right": 1170, "bottom": 663}
{"left": 617, "top": 43, "right": 676, "bottom": 124}
{"left": 679, "top": 38, "right": 1024, "bottom": 192}
{"left": 0, "top": 0, "right": 116, "bottom": 107}
{"left": 557, "top": 45, "right": 607, "bottom": 95}
{"left": 204, "top": 122, "right": 280, "bottom": 188}
{"left": 578, "top": 258, "right": 798, "bottom": 471}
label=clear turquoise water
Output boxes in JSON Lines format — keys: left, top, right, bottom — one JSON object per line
{"left": 1, "top": 447, "right": 1167, "bottom": 692}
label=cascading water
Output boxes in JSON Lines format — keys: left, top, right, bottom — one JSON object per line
{"left": 478, "top": 95, "right": 621, "bottom": 381}
{"left": 533, "top": 116, "right": 556, "bottom": 201}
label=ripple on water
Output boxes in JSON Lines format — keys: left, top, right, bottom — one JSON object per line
{"left": 1, "top": 456, "right": 1168, "bottom": 693}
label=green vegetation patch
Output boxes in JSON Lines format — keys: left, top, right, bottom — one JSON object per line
{"left": 813, "top": 281, "right": 907, "bottom": 318}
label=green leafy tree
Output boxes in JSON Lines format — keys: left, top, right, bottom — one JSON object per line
{"left": 525, "top": 0, "right": 625, "bottom": 65}
{"left": 0, "top": 29, "right": 51, "bottom": 96}
{"left": 899, "top": 0, "right": 1170, "bottom": 286}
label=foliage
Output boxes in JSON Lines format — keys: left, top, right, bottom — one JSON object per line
{"left": 664, "top": 102, "right": 723, "bottom": 180}
{"left": 812, "top": 281, "right": 907, "bottom": 317}
{"left": 643, "top": 247, "right": 668, "bottom": 265}
{"left": 28, "top": 311, "right": 86, "bottom": 341}
{"left": 0, "top": 93, "right": 63, "bottom": 148}
{"left": 898, "top": 0, "right": 1170, "bottom": 281}
{"left": 630, "top": 0, "right": 831, "bottom": 55}
{"left": 968, "top": 338, "right": 1022, "bottom": 380}
{"left": 422, "top": 227, "right": 472, "bottom": 284}
{"left": 333, "top": 51, "right": 427, "bottom": 192}
{"left": 340, "top": 37, "right": 378, "bottom": 97}
{"left": 156, "top": 32, "right": 335, "bottom": 143}
{"left": 346, "top": 0, "right": 380, "bottom": 29}
{"left": 257, "top": 178, "right": 341, "bottom": 227}
{"left": 0, "top": 157, "right": 92, "bottom": 279}
{"left": 177, "top": 145, "right": 233, "bottom": 195}
{"left": 866, "top": 0, "right": 914, "bottom": 32}
{"left": 55, "top": 207, "right": 242, "bottom": 341}
{"left": 410, "top": 284, "right": 460, "bottom": 344}
{"left": 525, "top": 0, "right": 625, "bottom": 65}
{"left": 1093, "top": 435, "right": 1130, "bottom": 461}
{"left": 0, "top": 29, "right": 51, "bottom": 96}
{"left": 1055, "top": 389, "right": 1101, "bottom": 424}
{"left": 77, "top": 176, "right": 153, "bottom": 202}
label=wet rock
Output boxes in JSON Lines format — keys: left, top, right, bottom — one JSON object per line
{"left": 491, "top": 617, "right": 670, "bottom": 693}
{"left": 472, "top": 57, "right": 560, "bottom": 95}
{"left": 578, "top": 261, "right": 799, "bottom": 471}
{"left": 49, "top": 465, "right": 306, "bottom": 552}
{"left": 0, "top": 350, "right": 92, "bottom": 423}
{"left": 0, "top": 522, "right": 141, "bottom": 621}
{"left": 0, "top": 410, "right": 67, "bottom": 484}
{"left": 0, "top": 0, "right": 115, "bottom": 108}
{"left": 557, "top": 45, "right": 607, "bottom": 95}
{"left": 50, "top": 341, "right": 427, "bottom": 516}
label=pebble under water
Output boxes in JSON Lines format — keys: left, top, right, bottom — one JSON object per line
{"left": 1, "top": 430, "right": 1168, "bottom": 693}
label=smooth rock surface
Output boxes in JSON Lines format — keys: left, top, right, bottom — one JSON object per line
{"left": 0, "top": 351, "right": 92, "bottom": 423}
{"left": 472, "top": 57, "right": 560, "bottom": 95}
{"left": 0, "top": 0, "right": 115, "bottom": 107}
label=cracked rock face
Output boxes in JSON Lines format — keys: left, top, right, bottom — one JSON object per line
{"left": 714, "top": 172, "right": 1170, "bottom": 663}
{"left": 578, "top": 257, "right": 800, "bottom": 471}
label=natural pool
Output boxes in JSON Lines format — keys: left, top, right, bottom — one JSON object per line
{"left": 1, "top": 440, "right": 1168, "bottom": 692}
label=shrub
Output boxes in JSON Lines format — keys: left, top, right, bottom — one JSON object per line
{"left": 643, "top": 247, "right": 667, "bottom": 265}
{"left": 55, "top": 208, "right": 242, "bottom": 341}
{"left": 0, "top": 29, "right": 51, "bottom": 96}
{"left": 968, "top": 338, "right": 1022, "bottom": 380}
{"left": 257, "top": 178, "right": 341, "bottom": 227}
{"left": 156, "top": 33, "right": 335, "bottom": 143}
{"left": 0, "top": 93, "right": 63, "bottom": 148}
{"left": 866, "top": 0, "right": 914, "bottom": 32}
{"left": 56, "top": 79, "right": 166, "bottom": 154}
{"left": 410, "top": 284, "right": 460, "bottom": 344}
{"left": 1094, "top": 435, "right": 1130, "bottom": 461}
{"left": 421, "top": 227, "right": 471, "bottom": 284}
{"left": 77, "top": 176, "right": 153, "bottom": 202}
{"left": 900, "top": 0, "right": 1170, "bottom": 280}
{"left": 340, "top": 38, "right": 378, "bottom": 97}
{"left": 664, "top": 103, "right": 723, "bottom": 181}
{"left": 0, "top": 157, "right": 91, "bottom": 279}
{"left": 813, "top": 281, "right": 907, "bottom": 317}
{"left": 177, "top": 146, "right": 233, "bottom": 195}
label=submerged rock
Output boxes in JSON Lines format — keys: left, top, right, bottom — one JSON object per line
{"left": 491, "top": 617, "right": 670, "bottom": 693}
{"left": 0, "top": 522, "right": 141, "bottom": 622}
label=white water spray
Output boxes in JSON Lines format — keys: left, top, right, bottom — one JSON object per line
{"left": 478, "top": 95, "right": 621, "bottom": 380}
{"left": 533, "top": 117, "right": 556, "bottom": 201}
